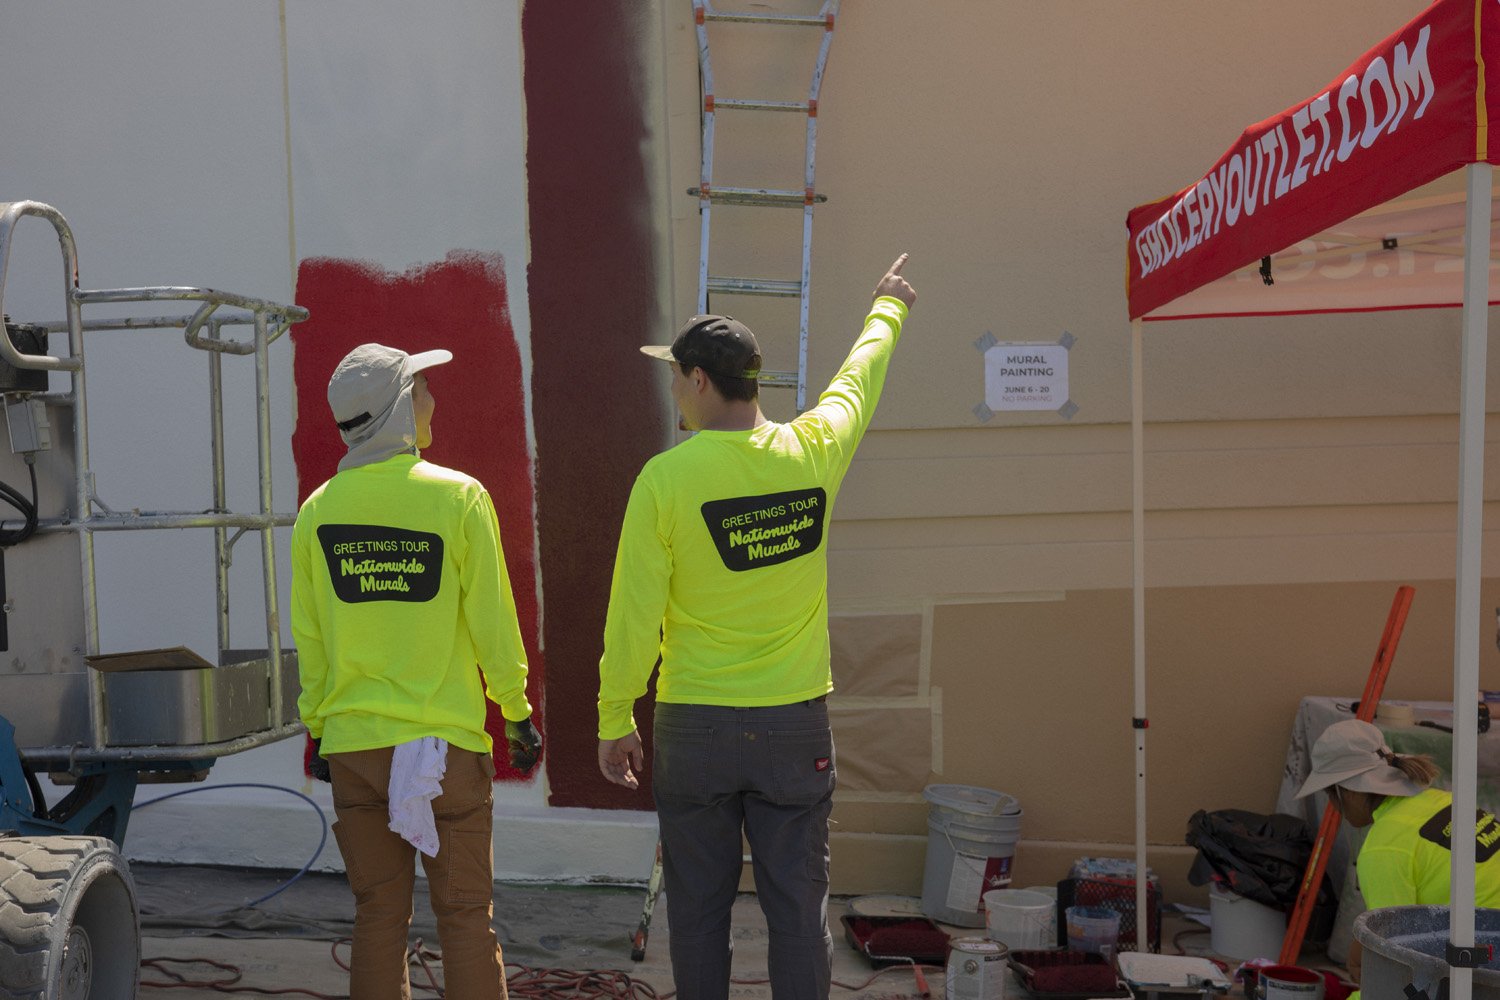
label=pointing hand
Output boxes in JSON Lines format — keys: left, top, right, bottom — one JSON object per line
{"left": 873, "top": 253, "right": 916, "bottom": 308}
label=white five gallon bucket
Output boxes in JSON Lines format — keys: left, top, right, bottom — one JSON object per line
{"left": 920, "top": 784, "right": 1023, "bottom": 928}
{"left": 1209, "top": 882, "right": 1288, "bottom": 960}
{"left": 984, "top": 888, "right": 1053, "bottom": 950}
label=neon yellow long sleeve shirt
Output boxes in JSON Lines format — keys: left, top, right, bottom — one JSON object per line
{"left": 1357, "top": 788, "right": 1500, "bottom": 909}
{"left": 597, "top": 296, "right": 908, "bottom": 740}
{"left": 291, "top": 453, "right": 532, "bottom": 755}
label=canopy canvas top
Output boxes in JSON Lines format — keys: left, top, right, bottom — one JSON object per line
{"left": 1128, "top": 0, "right": 1500, "bottom": 321}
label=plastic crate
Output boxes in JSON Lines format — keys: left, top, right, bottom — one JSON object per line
{"left": 1056, "top": 876, "right": 1162, "bottom": 953}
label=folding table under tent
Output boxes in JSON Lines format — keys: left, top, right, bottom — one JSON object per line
{"left": 1126, "top": 1, "right": 1500, "bottom": 993}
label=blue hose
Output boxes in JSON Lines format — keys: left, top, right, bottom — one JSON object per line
{"left": 133, "top": 781, "right": 328, "bottom": 913}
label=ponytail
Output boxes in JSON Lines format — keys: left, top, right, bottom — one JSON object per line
{"left": 1378, "top": 747, "right": 1439, "bottom": 788}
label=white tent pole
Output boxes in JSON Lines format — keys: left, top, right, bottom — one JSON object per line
{"left": 1450, "top": 160, "right": 1491, "bottom": 1000}
{"left": 1132, "top": 317, "right": 1148, "bottom": 940}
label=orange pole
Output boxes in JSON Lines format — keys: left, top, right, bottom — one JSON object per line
{"left": 1276, "top": 585, "right": 1415, "bottom": 965}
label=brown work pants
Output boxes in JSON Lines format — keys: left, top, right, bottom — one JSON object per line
{"left": 328, "top": 744, "right": 506, "bottom": 1000}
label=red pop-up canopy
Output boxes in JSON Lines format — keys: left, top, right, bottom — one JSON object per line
{"left": 1129, "top": 0, "right": 1500, "bottom": 321}
{"left": 1125, "top": 1, "right": 1499, "bottom": 986}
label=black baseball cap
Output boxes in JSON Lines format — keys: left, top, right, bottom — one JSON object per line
{"left": 641, "top": 314, "right": 762, "bottom": 380}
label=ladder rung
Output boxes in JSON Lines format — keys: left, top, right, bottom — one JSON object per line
{"left": 707, "top": 276, "right": 803, "bottom": 298}
{"left": 704, "top": 12, "right": 830, "bottom": 27}
{"left": 689, "top": 186, "right": 828, "bottom": 207}
{"left": 757, "top": 370, "right": 800, "bottom": 388}
{"left": 712, "top": 98, "right": 811, "bottom": 114}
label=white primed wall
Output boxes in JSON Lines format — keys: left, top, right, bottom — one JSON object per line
{"left": 0, "top": 2, "right": 294, "bottom": 657}
{"left": 0, "top": 1, "right": 554, "bottom": 874}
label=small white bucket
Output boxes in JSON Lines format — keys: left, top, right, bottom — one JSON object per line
{"left": 1209, "top": 883, "right": 1287, "bottom": 960}
{"left": 984, "top": 888, "right": 1054, "bottom": 951}
{"left": 1021, "top": 885, "right": 1060, "bottom": 947}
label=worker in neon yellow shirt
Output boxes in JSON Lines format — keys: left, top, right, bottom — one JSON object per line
{"left": 597, "top": 254, "right": 917, "bottom": 1000}
{"left": 1296, "top": 718, "right": 1500, "bottom": 989}
{"left": 292, "top": 343, "right": 540, "bottom": 1000}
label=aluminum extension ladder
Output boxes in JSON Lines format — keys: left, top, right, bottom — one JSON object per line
{"left": 689, "top": 0, "right": 841, "bottom": 412}
{"left": 628, "top": 3, "right": 843, "bottom": 962}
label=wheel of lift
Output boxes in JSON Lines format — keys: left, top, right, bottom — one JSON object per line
{"left": 0, "top": 835, "right": 139, "bottom": 999}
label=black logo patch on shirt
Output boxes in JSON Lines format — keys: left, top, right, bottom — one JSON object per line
{"left": 701, "top": 488, "right": 827, "bottom": 572}
{"left": 317, "top": 524, "right": 444, "bottom": 604}
{"left": 1417, "top": 804, "right": 1500, "bottom": 862}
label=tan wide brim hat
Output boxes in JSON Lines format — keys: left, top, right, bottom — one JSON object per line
{"left": 1294, "top": 718, "right": 1426, "bottom": 799}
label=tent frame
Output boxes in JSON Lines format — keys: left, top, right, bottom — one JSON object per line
{"left": 1129, "top": 162, "right": 1491, "bottom": 997}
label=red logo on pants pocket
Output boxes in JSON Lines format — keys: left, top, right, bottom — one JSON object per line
{"left": 815, "top": 757, "right": 831, "bottom": 772}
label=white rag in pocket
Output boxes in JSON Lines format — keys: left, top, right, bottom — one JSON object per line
{"left": 388, "top": 736, "right": 448, "bottom": 857}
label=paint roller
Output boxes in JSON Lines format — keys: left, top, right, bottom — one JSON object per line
{"left": 862, "top": 927, "right": 947, "bottom": 998}
{"left": 846, "top": 917, "right": 948, "bottom": 995}
{"left": 844, "top": 917, "right": 948, "bottom": 965}
{"left": 1010, "top": 953, "right": 1122, "bottom": 994}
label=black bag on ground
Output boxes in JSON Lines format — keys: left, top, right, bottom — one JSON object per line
{"left": 1185, "top": 809, "right": 1337, "bottom": 940}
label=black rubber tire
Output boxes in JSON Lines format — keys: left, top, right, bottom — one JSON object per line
{"left": 0, "top": 835, "right": 139, "bottom": 999}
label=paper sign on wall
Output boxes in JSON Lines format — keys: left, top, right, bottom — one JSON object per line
{"left": 973, "top": 331, "right": 1077, "bottom": 421}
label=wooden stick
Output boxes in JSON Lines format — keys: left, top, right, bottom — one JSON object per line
{"left": 630, "top": 838, "right": 665, "bottom": 962}
{"left": 1276, "top": 585, "right": 1415, "bottom": 965}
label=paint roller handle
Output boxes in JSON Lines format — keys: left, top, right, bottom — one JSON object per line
{"left": 913, "top": 962, "right": 931, "bottom": 998}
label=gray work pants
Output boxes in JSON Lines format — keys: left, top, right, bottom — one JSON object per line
{"left": 653, "top": 699, "right": 835, "bottom": 1000}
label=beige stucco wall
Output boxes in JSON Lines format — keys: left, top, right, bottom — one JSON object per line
{"left": 648, "top": 0, "right": 1500, "bottom": 900}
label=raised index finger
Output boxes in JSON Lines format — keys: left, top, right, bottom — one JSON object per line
{"left": 886, "top": 252, "right": 909, "bottom": 277}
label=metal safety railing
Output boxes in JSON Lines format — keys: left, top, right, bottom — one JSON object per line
{"left": 0, "top": 200, "right": 307, "bottom": 751}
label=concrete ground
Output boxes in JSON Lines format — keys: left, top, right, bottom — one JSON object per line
{"left": 132, "top": 864, "right": 944, "bottom": 999}
{"left": 129, "top": 864, "right": 1347, "bottom": 998}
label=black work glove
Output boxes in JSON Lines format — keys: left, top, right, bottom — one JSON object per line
{"left": 505, "top": 716, "right": 542, "bottom": 771}
{"left": 308, "top": 737, "right": 331, "bottom": 783}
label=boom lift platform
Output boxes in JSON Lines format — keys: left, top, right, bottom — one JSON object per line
{"left": 0, "top": 200, "right": 307, "bottom": 998}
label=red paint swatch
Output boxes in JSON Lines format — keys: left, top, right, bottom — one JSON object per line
{"left": 291, "top": 253, "right": 543, "bottom": 781}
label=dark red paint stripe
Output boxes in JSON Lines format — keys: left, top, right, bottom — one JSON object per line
{"left": 524, "top": 4, "right": 666, "bottom": 808}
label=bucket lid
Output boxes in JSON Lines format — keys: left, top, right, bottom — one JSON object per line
{"left": 951, "top": 937, "right": 1008, "bottom": 956}
{"left": 984, "top": 888, "right": 1053, "bottom": 908}
{"left": 923, "top": 784, "right": 1020, "bottom": 816}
